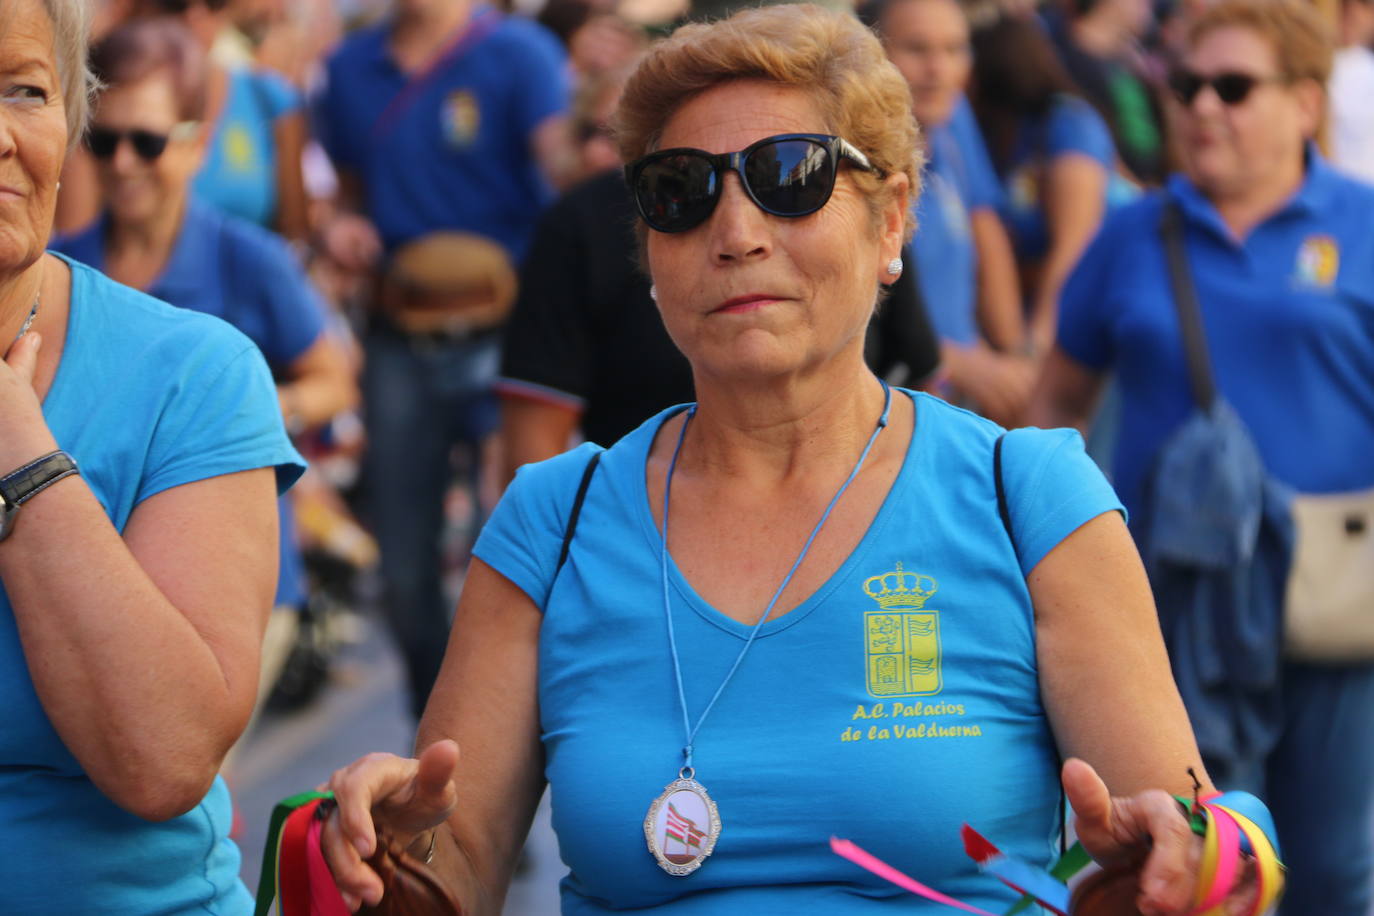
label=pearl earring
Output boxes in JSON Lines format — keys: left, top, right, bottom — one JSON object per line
{"left": 649, "top": 285, "right": 658, "bottom": 302}
{"left": 886, "top": 257, "right": 903, "bottom": 276}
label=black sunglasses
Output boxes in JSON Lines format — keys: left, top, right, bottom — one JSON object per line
{"left": 625, "top": 133, "right": 883, "bottom": 234}
{"left": 1167, "top": 68, "right": 1286, "bottom": 106}
{"left": 86, "top": 123, "right": 198, "bottom": 161}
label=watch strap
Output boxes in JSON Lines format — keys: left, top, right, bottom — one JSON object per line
{"left": 0, "top": 450, "right": 79, "bottom": 508}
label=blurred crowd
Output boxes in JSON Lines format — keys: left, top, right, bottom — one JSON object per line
{"left": 58, "top": 0, "right": 1374, "bottom": 730}
{"left": 53, "top": 0, "right": 1374, "bottom": 869}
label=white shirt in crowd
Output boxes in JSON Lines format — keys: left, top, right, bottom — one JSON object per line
{"left": 1330, "top": 45, "right": 1374, "bottom": 185}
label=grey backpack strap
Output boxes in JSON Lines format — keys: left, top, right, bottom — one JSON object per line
{"left": 555, "top": 450, "right": 602, "bottom": 577}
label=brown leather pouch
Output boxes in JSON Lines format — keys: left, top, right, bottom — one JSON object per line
{"left": 1069, "top": 864, "right": 1144, "bottom": 915}
{"left": 357, "top": 835, "right": 464, "bottom": 916}
{"left": 379, "top": 232, "right": 517, "bottom": 338}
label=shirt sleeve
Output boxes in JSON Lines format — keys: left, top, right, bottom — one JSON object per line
{"left": 506, "top": 23, "right": 571, "bottom": 137}
{"left": 1056, "top": 209, "right": 1125, "bottom": 371}
{"left": 230, "top": 226, "right": 329, "bottom": 367}
{"left": 950, "top": 97, "right": 1004, "bottom": 211}
{"left": 252, "top": 69, "right": 304, "bottom": 120}
{"left": 253, "top": 236, "right": 329, "bottom": 366}
{"left": 1001, "top": 425, "right": 1125, "bottom": 575}
{"left": 498, "top": 195, "right": 593, "bottom": 406}
{"left": 472, "top": 443, "right": 602, "bottom": 608}
{"left": 139, "top": 331, "right": 306, "bottom": 503}
{"left": 1046, "top": 96, "right": 1116, "bottom": 169}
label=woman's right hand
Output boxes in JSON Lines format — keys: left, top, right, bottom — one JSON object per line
{"left": 322, "top": 738, "right": 461, "bottom": 911}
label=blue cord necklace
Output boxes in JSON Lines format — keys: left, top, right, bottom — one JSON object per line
{"left": 643, "top": 380, "right": 893, "bottom": 876}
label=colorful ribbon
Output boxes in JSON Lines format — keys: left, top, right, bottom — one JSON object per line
{"left": 254, "top": 791, "right": 352, "bottom": 916}
{"left": 831, "top": 790, "right": 1284, "bottom": 916}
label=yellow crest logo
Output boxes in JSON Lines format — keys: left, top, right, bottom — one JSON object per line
{"left": 442, "top": 90, "right": 481, "bottom": 148}
{"left": 863, "top": 563, "right": 941, "bottom": 697}
{"left": 1295, "top": 235, "right": 1339, "bottom": 288}
{"left": 223, "top": 125, "right": 257, "bottom": 172}
{"left": 1009, "top": 167, "right": 1038, "bottom": 211}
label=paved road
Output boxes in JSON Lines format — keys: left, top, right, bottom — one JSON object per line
{"left": 230, "top": 612, "right": 563, "bottom": 915}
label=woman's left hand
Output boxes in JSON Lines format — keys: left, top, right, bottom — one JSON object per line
{"left": 0, "top": 330, "right": 58, "bottom": 468}
{"left": 1063, "top": 758, "right": 1259, "bottom": 916}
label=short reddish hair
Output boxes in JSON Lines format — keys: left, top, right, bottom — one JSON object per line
{"left": 616, "top": 3, "right": 922, "bottom": 239}
{"left": 89, "top": 17, "right": 207, "bottom": 122}
{"left": 1188, "top": 0, "right": 1333, "bottom": 85}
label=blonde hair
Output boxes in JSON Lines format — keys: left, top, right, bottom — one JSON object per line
{"left": 616, "top": 4, "right": 923, "bottom": 238}
{"left": 1188, "top": 0, "right": 1333, "bottom": 85}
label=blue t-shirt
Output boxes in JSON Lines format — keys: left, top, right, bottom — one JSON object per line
{"left": 1000, "top": 94, "right": 1126, "bottom": 260}
{"left": 912, "top": 97, "right": 1003, "bottom": 345}
{"left": 54, "top": 200, "right": 326, "bottom": 605}
{"left": 317, "top": 9, "right": 569, "bottom": 258}
{"left": 474, "top": 391, "right": 1123, "bottom": 914}
{"left": 0, "top": 256, "right": 304, "bottom": 914}
{"left": 193, "top": 67, "right": 303, "bottom": 228}
{"left": 1057, "top": 154, "right": 1374, "bottom": 525}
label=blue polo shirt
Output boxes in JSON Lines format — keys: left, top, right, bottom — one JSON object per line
{"left": 53, "top": 200, "right": 326, "bottom": 369}
{"left": 912, "top": 97, "right": 1003, "bottom": 345}
{"left": 999, "top": 94, "right": 1122, "bottom": 260}
{"left": 316, "top": 9, "right": 569, "bottom": 258}
{"left": 53, "top": 200, "right": 327, "bottom": 606}
{"left": 1057, "top": 153, "right": 1374, "bottom": 525}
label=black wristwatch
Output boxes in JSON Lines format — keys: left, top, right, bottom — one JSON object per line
{"left": 0, "top": 450, "right": 79, "bottom": 541}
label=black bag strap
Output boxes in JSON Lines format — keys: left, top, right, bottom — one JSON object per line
{"left": 555, "top": 450, "right": 602, "bottom": 576}
{"left": 994, "top": 433, "right": 1015, "bottom": 552}
{"left": 1160, "top": 201, "right": 1217, "bottom": 411}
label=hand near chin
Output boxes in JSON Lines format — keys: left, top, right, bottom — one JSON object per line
{"left": 1064, "top": 758, "right": 1260, "bottom": 916}
{"left": 321, "top": 739, "right": 461, "bottom": 912}
{"left": 0, "top": 330, "right": 58, "bottom": 469}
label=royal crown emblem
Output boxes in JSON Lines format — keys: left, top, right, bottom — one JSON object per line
{"left": 863, "top": 562, "right": 937, "bottom": 609}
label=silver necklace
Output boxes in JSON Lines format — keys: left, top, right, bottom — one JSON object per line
{"left": 4, "top": 290, "right": 40, "bottom": 360}
{"left": 645, "top": 381, "right": 893, "bottom": 876}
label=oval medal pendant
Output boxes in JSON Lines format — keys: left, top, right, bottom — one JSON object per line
{"left": 644, "top": 773, "right": 722, "bottom": 876}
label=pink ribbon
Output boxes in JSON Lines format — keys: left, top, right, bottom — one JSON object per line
{"left": 830, "top": 837, "right": 1002, "bottom": 916}
{"left": 305, "top": 813, "right": 354, "bottom": 916}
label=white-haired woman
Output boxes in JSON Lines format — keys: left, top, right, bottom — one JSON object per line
{"left": 0, "top": 1, "right": 303, "bottom": 912}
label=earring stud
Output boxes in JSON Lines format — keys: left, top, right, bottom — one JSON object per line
{"left": 649, "top": 285, "right": 658, "bottom": 302}
{"left": 886, "top": 257, "right": 903, "bottom": 276}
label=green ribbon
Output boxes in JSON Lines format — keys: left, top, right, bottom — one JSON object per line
{"left": 253, "top": 790, "right": 335, "bottom": 916}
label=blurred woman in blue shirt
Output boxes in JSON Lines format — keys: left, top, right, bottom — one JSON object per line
{"left": 52, "top": 20, "right": 355, "bottom": 650}
{"left": 873, "top": 0, "right": 1035, "bottom": 426}
{"left": 970, "top": 15, "right": 1134, "bottom": 354}
{"left": 1031, "top": 1, "right": 1374, "bottom": 910}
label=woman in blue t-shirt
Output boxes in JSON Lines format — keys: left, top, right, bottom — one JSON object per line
{"left": 970, "top": 15, "right": 1135, "bottom": 354}
{"left": 0, "top": 1, "right": 305, "bottom": 911}
{"left": 308, "top": 8, "right": 1280, "bottom": 915}
{"left": 151, "top": 0, "right": 310, "bottom": 239}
